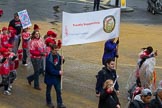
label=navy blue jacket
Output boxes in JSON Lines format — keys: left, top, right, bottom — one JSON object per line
{"left": 95, "top": 67, "right": 119, "bottom": 94}
{"left": 150, "top": 95, "right": 162, "bottom": 108}
{"left": 44, "top": 52, "right": 62, "bottom": 85}
{"left": 129, "top": 100, "right": 150, "bottom": 108}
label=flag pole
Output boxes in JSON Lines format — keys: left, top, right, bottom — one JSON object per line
{"left": 60, "top": 45, "right": 64, "bottom": 90}
{"left": 115, "top": 37, "right": 119, "bottom": 70}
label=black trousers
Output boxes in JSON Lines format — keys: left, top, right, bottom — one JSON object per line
{"left": 93, "top": 0, "right": 100, "bottom": 11}
{"left": 115, "top": 0, "right": 119, "bottom": 7}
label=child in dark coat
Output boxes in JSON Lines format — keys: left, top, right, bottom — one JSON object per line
{"left": 98, "top": 79, "right": 120, "bottom": 108}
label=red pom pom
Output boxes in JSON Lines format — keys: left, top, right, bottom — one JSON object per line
{"left": 57, "top": 40, "right": 62, "bottom": 48}
{"left": 0, "top": 47, "right": 8, "bottom": 53}
{"left": 18, "top": 49, "right": 23, "bottom": 53}
{"left": 53, "top": 40, "right": 56, "bottom": 44}
{"left": 106, "top": 88, "right": 113, "bottom": 94}
{"left": 18, "top": 54, "right": 23, "bottom": 60}
{"left": 45, "top": 38, "right": 54, "bottom": 44}
{"left": 5, "top": 44, "right": 13, "bottom": 48}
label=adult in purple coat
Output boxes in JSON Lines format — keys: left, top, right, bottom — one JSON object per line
{"left": 102, "top": 38, "right": 119, "bottom": 65}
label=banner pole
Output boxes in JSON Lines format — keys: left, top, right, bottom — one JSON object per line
{"left": 115, "top": 37, "right": 119, "bottom": 70}
{"left": 61, "top": 47, "right": 63, "bottom": 90}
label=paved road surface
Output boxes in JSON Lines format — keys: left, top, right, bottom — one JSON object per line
{"left": 0, "top": 0, "right": 162, "bottom": 108}
{"left": 0, "top": 0, "right": 162, "bottom": 24}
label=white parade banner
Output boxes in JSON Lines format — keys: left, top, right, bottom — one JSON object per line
{"left": 18, "top": 9, "right": 32, "bottom": 29}
{"left": 110, "top": 0, "right": 116, "bottom": 6}
{"left": 62, "top": 8, "right": 120, "bottom": 46}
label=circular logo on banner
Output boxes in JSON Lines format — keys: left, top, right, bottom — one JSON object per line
{"left": 103, "top": 16, "right": 115, "bottom": 33}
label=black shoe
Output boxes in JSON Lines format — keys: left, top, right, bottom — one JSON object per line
{"left": 27, "top": 79, "right": 31, "bottom": 85}
{"left": 47, "top": 103, "right": 55, "bottom": 108}
{"left": 57, "top": 104, "right": 66, "bottom": 108}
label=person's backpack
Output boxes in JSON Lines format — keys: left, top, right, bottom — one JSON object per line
{"left": 96, "top": 68, "right": 107, "bottom": 81}
{"left": 128, "top": 100, "right": 141, "bottom": 108}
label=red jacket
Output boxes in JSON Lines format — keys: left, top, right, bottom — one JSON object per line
{"left": 29, "top": 38, "right": 46, "bottom": 58}
{"left": 0, "top": 34, "right": 9, "bottom": 48}
{"left": 22, "top": 32, "right": 30, "bottom": 48}
{"left": 0, "top": 55, "right": 10, "bottom": 75}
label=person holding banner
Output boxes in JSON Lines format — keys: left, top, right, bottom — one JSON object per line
{"left": 8, "top": 13, "right": 22, "bottom": 53}
{"left": 96, "top": 58, "right": 119, "bottom": 97}
{"left": 98, "top": 79, "right": 120, "bottom": 108}
{"left": 44, "top": 44, "right": 66, "bottom": 108}
{"left": 93, "top": 0, "right": 101, "bottom": 11}
{"left": 102, "top": 38, "right": 119, "bottom": 66}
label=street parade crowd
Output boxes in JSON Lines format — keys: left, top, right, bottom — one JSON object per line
{"left": 1, "top": 7, "right": 162, "bottom": 108}
{"left": 0, "top": 9, "right": 66, "bottom": 108}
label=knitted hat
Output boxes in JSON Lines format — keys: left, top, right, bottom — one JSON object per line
{"left": 0, "top": 47, "right": 8, "bottom": 53}
{"left": 2, "top": 27, "right": 8, "bottom": 31}
{"left": 141, "top": 88, "right": 152, "bottom": 96}
{"left": 45, "top": 38, "right": 55, "bottom": 44}
{"left": 33, "top": 24, "right": 40, "bottom": 30}
{"left": 8, "top": 26, "right": 14, "bottom": 31}
{"left": 5, "top": 44, "right": 13, "bottom": 48}
{"left": 18, "top": 49, "right": 23, "bottom": 53}
{"left": 47, "top": 30, "right": 57, "bottom": 38}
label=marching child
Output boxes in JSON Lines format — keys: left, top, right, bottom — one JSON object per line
{"left": 22, "top": 27, "right": 30, "bottom": 66}
{"left": 8, "top": 26, "right": 17, "bottom": 47}
{"left": 7, "top": 44, "right": 17, "bottom": 91}
{"left": 98, "top": 79, "right": 120, "bottom": 108}
{"left": 0, "top": 43, "right": 18, "bottom": 95}
{"left": 0, "top": 27, "right": 10, "bottom": 48}
{"left": 0, "top": 47, "right": 11, "bottom": 95}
